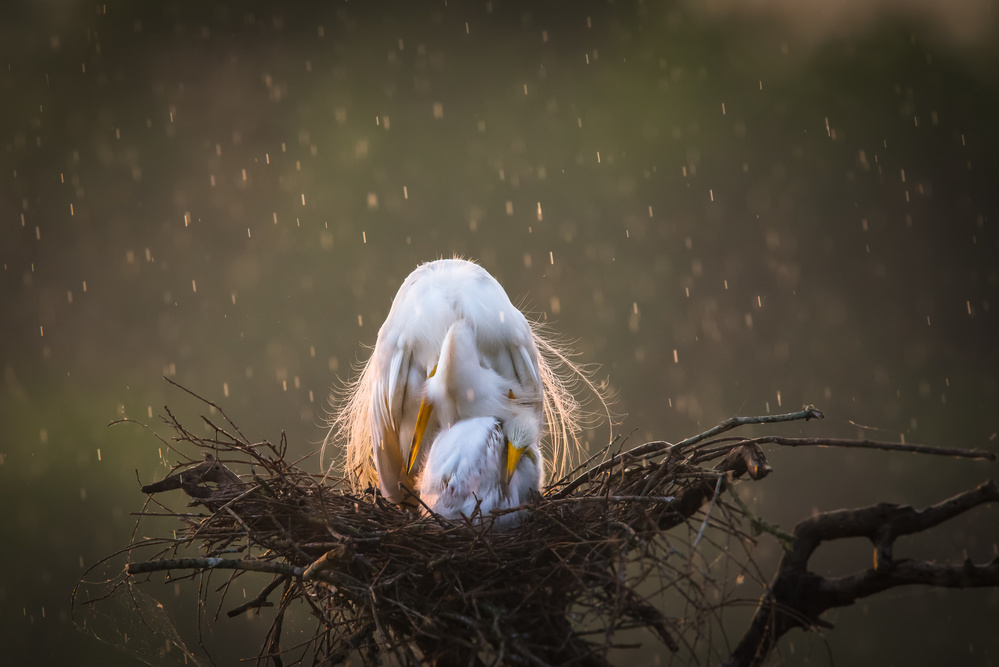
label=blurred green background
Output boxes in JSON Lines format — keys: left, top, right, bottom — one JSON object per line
{"left": 2, "top": 0, "right": 997, "bottom": 664}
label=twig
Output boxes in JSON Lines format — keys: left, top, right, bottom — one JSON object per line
{"left": 672, "top": 407, "right": 825, "bottom": 454}
{"left": 543, "top": 495, "right": 676, "bottom": 506}
{"left": 555, "top": 407, "right": 823, "bottom": 498}
{"left": 227, "top": 575, "right": 288, "bottom": 618}
{"left": 126, "top": 557, "right": 366, "bottom": 597}
{"left": 398, "top": 482, "right": 449, "bottom": 529}
{"left": 692, "top": 476, "right": 724, "bottom": 549}
{"left": 163, "top": 376, "right": 252, "bottom": 445}
{"left": 694, "top": 435, "right": 996, "bottom": 463}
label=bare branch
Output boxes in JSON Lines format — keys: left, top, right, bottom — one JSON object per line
{"left": 226, "top": 575, "right": 288, "bottom": 618}
{"left": 126, "top": 557, "right": 368, "bottom": 598}
{"left": 725, "top": 480, "right": 999, "bottom": 667}
{"left": 694, "top": 435, "right": 996, "bottom": 464}
{"left": 555, "top": 407, "right": 823, "bottom": 499}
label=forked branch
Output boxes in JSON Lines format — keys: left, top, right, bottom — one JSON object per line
{"left": 725, "top": 481, "right": 999, "bottom": 667}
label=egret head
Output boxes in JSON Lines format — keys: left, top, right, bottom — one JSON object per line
{"left": 502, "top": 411, "right": 543, "bottom": 491}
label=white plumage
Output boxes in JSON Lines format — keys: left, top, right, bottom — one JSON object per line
{"left": 359, "top": 259, "right": 543, "bottom": 503}
{"left": 424, "top": 318, "right": 535, "bottom": 431}
{"left": 330, "top": 258, "right": 598, "bottom": 520}
{"left": 419, "top": 415, "right": 542, "bottom": 528}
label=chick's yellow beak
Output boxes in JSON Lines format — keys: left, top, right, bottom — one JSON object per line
{"left": 505, "top": 441, "right": 527, "bottom": 485}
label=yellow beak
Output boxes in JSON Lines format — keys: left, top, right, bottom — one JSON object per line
{"left": 407, "top": 399, "right": 434, "bottom": 475}
{"left": 406, "top": 365, "right": 437, "bottom": 476}
{"left": 505, "top": 441, "right": 527, "bottom": 486}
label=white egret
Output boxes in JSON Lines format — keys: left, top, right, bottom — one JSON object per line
{"left": 368, "top": 260, "right": 541, "bottom": 504}
{"left": 328, "top": 258, "right": 591, "bottom": 503}
{"left": 418, "top": 414, "right": 543, "bottom": 528}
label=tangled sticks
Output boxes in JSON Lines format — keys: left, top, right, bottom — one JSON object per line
{"left": 77, "top": 384, "right": 997, "bottom": 666}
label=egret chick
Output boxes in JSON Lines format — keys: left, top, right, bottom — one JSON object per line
{"left": 419, "top": 414, "right": 543, "bottom": 528}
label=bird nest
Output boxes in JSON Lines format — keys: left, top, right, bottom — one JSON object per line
{"left": 74, "top": 384, "right": 826, "bottom": 666}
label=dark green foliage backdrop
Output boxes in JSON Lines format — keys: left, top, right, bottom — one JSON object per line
{"left": 2, "top": 1, "right": 996, "bottom": 664}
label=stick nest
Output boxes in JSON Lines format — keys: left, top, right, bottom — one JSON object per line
{"left": 81, "top": 389, "right": 818, "bottom": 666}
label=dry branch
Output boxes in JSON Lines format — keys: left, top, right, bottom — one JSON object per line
{"left": 725, "top": 481, "right": 999, "bottom": 667}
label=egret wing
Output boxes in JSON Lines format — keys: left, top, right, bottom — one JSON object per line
{"left": 370, "top": 344, "right": 426, "bottom": 502}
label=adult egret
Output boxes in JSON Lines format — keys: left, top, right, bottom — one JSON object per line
{"left": 329, "top": 258, "right": 588, "bottom": 503}
{"left": 418, "top": 414, "right": 543, "bottom": 528}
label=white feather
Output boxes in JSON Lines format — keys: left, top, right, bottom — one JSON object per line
{"left": 419, "top": 416, "right": 542, "bottom": 528}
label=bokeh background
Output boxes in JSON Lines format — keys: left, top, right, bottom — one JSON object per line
{"left": 2, "top": 0, "right": 997, "bottom": 664}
